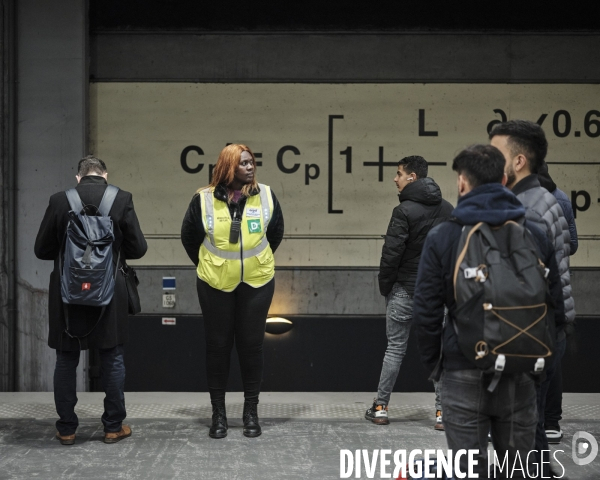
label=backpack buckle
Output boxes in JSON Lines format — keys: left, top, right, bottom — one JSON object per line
{"left": 495, "top": 354, "right": 506, "bottom": 372}
{"left": 534, "top": 358, "right": 545, "bottom": 372}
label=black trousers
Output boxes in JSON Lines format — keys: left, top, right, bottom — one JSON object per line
{"left": 196, "top": 277, "right": 275, "bottom": 404}
{"left": 544, "top": 350, "right": 565, "bottom": 427}
{"left": 54, "top": 345, "right": 126, "bottom": 435}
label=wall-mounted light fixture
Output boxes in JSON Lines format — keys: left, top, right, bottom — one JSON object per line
{"left": 265, "top": 317, "right": 293, "bottom": 335}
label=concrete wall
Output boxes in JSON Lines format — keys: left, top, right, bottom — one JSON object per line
{"left": 91, "top": 32, "right": 600, "bottom": 321}
{"left": 134, "top": 266, "right": 598, "bottom": 317}
{"left": 16, "top": 0, "right": 88, "bottom": 391}
{"left": 90, "top": 33, "right": 600, "bottom": 82}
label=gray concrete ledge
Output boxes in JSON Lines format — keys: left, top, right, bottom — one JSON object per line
{"left": 91, "top": 33, "right": 600, "bottom": 83}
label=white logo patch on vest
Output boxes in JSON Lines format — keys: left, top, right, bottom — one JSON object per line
{"left": 246, "top": 207, "right": 261, "bottom": 218}
{"left": 247, "top": 219, "right": 262, "bottom": 233}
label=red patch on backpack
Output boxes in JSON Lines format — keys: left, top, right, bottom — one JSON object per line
{"left": 82, "top": 283, "right": 91, "bottom": 291}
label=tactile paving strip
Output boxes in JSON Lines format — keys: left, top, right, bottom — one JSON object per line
{"left": 0, "top": 403, "right": 598, "bottom": 419}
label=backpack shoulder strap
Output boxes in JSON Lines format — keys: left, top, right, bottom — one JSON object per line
{"left": 453, "top": 222, "right": 484, "bottom": 299}
{"left": 98, "top": 185, "right": 119, "bottom": 217}
{"left": 65, "top": 189, "right": 84, "bottom": 213}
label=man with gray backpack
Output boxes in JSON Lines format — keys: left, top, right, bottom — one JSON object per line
{"left": 35, "top": 156, "right": 147, "bottom": 445}
{"left": 414, "top": 145, "right": 564, "bottom": 478}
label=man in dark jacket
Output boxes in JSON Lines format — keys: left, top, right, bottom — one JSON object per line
{"left": 365, "top": 155, "right": 453, "bottom": 426}
{"left": 414, "top": 145, "right": 564, "bottom": 478}
{"left": 35, "top": 156, "right": 147, "bottom": 445}
{"left": 490, "top": 121, "right": 572, "bottom": 472}
{"left": 538, "top": 160, "right": 578, "bottom": 444}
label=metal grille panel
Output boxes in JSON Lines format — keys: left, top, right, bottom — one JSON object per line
{"left": 1, "top": 403, "right": 598, "bottom": 419}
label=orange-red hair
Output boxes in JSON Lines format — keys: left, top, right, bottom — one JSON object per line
{"left": 199, "top": 144, "right": 258, "bottom": 200}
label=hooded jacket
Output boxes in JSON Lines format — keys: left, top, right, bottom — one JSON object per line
{"left": 512, "top": 174, "right": 575, "bottom": 325}
{"left": 414, "top": 183, "right": 564, "bottom": 373}
{"left": 378, "top": 177, "right": 454, "bottom": 297}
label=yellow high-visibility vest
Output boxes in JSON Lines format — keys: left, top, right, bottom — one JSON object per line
{"left": 197, "top": 184, "right": 275, "bottom": 291}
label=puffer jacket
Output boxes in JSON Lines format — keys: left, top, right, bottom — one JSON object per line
{"left": 512, "top": 174, "right": 575, "bottom": 324}
{"left": 538, "top": 163, "right": 578, "bottom": 255}
{"left": 378, "top": 177, "right": 454, "bottom": 297}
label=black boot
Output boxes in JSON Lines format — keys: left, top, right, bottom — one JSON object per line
{"left": 243, "top": 401, "right": 261, "bottom": 438}
{"left": 209, "top": 402, "right": 228, "bottom": 439}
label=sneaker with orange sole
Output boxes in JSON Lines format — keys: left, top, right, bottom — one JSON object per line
{"left": 365, "top": 399, "right": 390, "bottom": 425}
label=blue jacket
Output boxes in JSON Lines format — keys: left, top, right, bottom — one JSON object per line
{"left": 413, "top": 183, "right": 565, "bottom": 373}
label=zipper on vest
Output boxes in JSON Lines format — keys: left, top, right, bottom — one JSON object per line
{"left": 239, "top": 222, "right": 244, "bottom": 282}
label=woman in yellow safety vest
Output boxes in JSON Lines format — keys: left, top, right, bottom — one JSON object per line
{"left": 181, "top": 144, "right": 284, "bottom": 439}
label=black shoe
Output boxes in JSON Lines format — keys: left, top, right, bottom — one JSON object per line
{"left": 365, "top": 399, "right": 389, "bottom": 425}
{"left": 209, "top": 402, "right": 228, "bottom": 439}
{"left": 545, "top": 423, "right": 563, "bottom": 444}
{"left": 243, "top": 401, "right": 262, "bottom": 437}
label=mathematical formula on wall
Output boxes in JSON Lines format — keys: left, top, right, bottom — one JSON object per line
{"left": 91, "top": 83, "right": 600, "bottom": 266}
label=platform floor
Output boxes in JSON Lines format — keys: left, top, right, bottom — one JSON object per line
{"left": 1, "top": 392, "right": 598, "bottom": 479}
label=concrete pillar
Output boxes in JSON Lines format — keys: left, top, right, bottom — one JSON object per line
{"left": 16, "top": 0, "right": 88, "bottom": 391}
{"left": 0, "top": 0, "right": 17, "bottom": 392}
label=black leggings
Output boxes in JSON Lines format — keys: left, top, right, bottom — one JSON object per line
{"left": 196, "top": 277, "right": 275, "bottom": 404}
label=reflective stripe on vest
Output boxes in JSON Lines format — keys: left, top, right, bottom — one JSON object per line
{"left": 197, "top": 184, "right": 275, "bottom": 291}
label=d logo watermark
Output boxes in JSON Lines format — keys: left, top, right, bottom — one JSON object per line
{"left": 572, "top": 431, "right": 598, "bottom": 466}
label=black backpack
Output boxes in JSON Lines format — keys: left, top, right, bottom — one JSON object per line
{"left": 60, "top": 186, "right": 120, "bottom": 338}
{"left": 453, "top": 220, "right": 555, "bottom": 392}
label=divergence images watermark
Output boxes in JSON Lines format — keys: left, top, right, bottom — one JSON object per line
{"left": 340, "top": 433, "right": 598, "bottom": 479}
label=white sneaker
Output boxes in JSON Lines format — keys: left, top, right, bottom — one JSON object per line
{"left": 434, "top": 410, "right": 444, "bottom": 431}
{"left": 545, "top": 425, "right": 563, "bottom": 444}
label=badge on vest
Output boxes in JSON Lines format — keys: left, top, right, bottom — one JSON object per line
{"left": 246, "top": 207, "right": 261, "bottom": 218}
{"left": 247, "top": 219, "right": 262, "bottom": 233}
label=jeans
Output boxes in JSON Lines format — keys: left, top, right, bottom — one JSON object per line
{"left": 544, "top": 336, "right": 567, "bottom": 427}
{"left": 377, "top": 283, "right": 413, "bottom": 406}
{"left": 54, "top": 345, "right": 126, "bottom": 435}
{"left": 197, "top": 278, "right": 274, "bottom": 404}
{"left": 442, "top": 369, "right": 537, "bottom": 479}
{"left": 534, "top": 336, "right": 567, "bottom": 475}
{"left": 433, "top": 380, "right": 442, "bottom": 412}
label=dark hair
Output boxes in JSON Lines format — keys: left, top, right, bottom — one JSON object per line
{"left": 452, "top": 144, "right": 505, "bottom": 188}
{"left": 489, "top": 120, "right": 548, "bottom": 173}
{"left": 78, "top": 155, "right": 107, "bottom": 176}
{"left": 397, "top": 155, "right": 428, "bottom": 179}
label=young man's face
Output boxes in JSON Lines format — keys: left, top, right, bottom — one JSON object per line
{"left": 394, "top": 165, "right": 415, "bottom": 192}
{"left": 490, "top": 135, "right": 517, "bottom": 188}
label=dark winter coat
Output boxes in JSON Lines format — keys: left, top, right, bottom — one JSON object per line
{"left": 512, "top": 174, "right": 575, "bottom": 324}
{"left": 414, "top": 183, "right": 565, "bottom": 373}
{"left": 378, "top": 177, "right": 454, "bottom": 297}
{"left": 537, "top": 163, "right": 578, "bottom": 255}
{"left": 34, "top": 176, "right": 147, "bottom": 351}
{"left": 181, "top": 183, "right": 284, "bottom": 267}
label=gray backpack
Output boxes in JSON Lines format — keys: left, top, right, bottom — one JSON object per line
{"left": 453, "top": 220, "right": 555, "bottom": 392}
{"left": 60, "top": 186, "right": 120, "bottom": 338}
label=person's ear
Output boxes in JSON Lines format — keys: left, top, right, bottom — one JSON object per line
{"left": 75, "top": 175, "right": 81, "bottom": 184}
{"left": 514, "top": 154, "right": 527, "bottom": 173}
{"left": 501, "top": 172, "right": 508, "bottom": 186}
{"left": 457, "top": 174, "right": 470, "bottom": 196}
